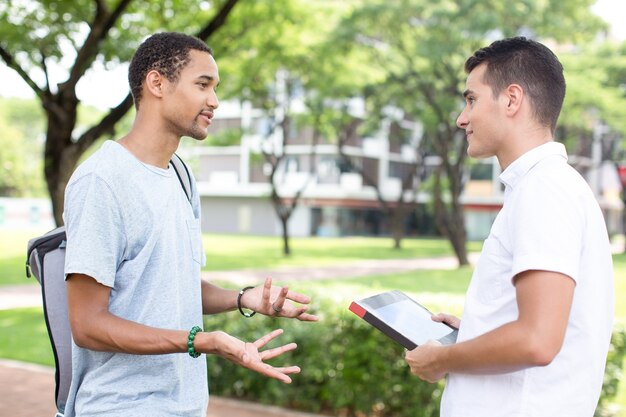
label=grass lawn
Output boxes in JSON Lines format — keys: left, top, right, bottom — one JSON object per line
{"left": 0, "top": 228, "right": 50, "bottom": 286}
{"left": 1, "top": 228, "right": 482, "bottom": 286}
{"left": 0, "top": 306, "right": 54, "bottom": 367}
{"left": 201, "top": 234, "right": 483, "bottom": 270}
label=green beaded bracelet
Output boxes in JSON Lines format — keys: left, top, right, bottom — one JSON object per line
{"left": 188, "top": 326, "right": 202, "bottom": 358}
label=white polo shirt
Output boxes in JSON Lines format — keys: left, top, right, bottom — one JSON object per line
{"left": 441, "top": 142, "right": 614, "bottom": 417}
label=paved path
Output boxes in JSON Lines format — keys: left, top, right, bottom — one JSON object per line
{"left": 201, "top": 254, "right": 478, "bottom": 286}
{"left": 1, "top": 255, "right": 475, "bottom": 416}
{"left": 0, "top": 359, "right": 325, "bottom": 417}
{"left": 3, "top": 254, "right": 478, "bottom": 310}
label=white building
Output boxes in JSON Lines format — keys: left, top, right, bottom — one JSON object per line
{"left": 176, "top": 100, "right": 623, "bottom": 241}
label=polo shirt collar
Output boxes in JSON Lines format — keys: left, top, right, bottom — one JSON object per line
{"left": 499, "top": 141, "right": 568, "bottom": 190}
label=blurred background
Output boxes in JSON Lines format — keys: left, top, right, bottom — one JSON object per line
{"left": 1, "top": 0, "right": 626, "bottom": 260}
{"left": 1, "top": 1, "right": 626, "bottom": 416}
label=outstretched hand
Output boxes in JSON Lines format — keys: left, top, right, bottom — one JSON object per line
{"left": 242, "top": 277, "right": 319, "bottom": 322}
{"left": 215, "top": 329, "right": 301, "bottom": 384}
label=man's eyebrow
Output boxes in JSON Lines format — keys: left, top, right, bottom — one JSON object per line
{"left": 463, "top": 89, "right": 474, "bottom": 98}
{"left": 197, "top": 75, "right": 219, "bottom": 85}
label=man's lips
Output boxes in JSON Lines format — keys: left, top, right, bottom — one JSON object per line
{"left": 199, "top": 111, "right": 213, "bottom": 124}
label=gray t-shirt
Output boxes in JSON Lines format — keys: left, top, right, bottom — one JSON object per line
{"left": 63, "top": 140, "right": 208, "bottom": 417}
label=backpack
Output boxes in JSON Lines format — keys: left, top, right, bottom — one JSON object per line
{"left": 25, "top": 154, "right": 193, "bottom": 416}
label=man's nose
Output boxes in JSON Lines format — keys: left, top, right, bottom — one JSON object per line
{"left": 456, "top": 109, "right": 468, "bottom": 129}
{"left": 207, "top": 91, "right": 219, "bottom": 110}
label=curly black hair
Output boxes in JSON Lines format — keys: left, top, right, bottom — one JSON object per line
{"left": 128, "top": 32, "right": 213, "bottom": 108}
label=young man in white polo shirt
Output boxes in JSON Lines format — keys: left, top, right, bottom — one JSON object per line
{"left": 405, "top": 37, "right": 614, "bottom": 417}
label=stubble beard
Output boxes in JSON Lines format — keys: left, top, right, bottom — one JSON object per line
{"left": 186, "top": 120, "right": 208, "bottom": 141}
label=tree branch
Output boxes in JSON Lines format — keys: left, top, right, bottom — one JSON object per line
{"left": 0, "top": 44, "right": 45, "bottom": 99}
{"left": 40, "top": 48, "right": 51, "bottom": 92}
{"left": 64, "top": 0, "right": 133, "bottom": 91}
{"left": 76, "top": 93, "right": 134, "bottom": 153}
{"left": 196, "top": 0, "right": 241, "bottom": 40}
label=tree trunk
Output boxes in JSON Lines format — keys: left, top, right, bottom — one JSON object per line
{"left": 45, "top": 146, "right": 82, "bottom": 227}
{"left": 280, "top": 215, "right": 291, "bottom": 256}
{"left": 433, "top": 167, "right": 469, "bottom": 266}
{"left": 449, "top": 196, "right": 469, "bottom": 265}
{"left": 390, "top": 205, "right": 405, "bottom": 250}
{"left": 43, "top": 92, "right": 82, "bottom": 226}
{"left": 1, "top": 0, "right": 241, "bottom": 227}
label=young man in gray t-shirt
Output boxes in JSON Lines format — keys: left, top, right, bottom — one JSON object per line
{"left": 63, "top": 32, "right": 318, "bottom": 417}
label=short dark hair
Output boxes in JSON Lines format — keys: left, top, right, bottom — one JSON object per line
{"left": 128, "top": 32, "right": 212, "bottom": 108}
{"left": 464, "top": 37, "right": 565, "bottom": 134}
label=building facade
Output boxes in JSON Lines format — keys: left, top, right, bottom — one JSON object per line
{"left": 181, "top": 101, "right": 623, "bottom": 241}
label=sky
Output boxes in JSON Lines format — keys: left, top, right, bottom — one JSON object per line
{"left": 0, "top": 0, "right": 625, "bottom": 110}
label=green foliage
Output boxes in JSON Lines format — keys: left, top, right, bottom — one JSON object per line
{"left": 205, "top": 128, "right": 243, "bottom": 147}
{"left": 614, "top": 254, "right": 626, "bottom": 325}
{"left": 0, "top": 96, "right": 132, "bottom": 197}
{"left": 206, "top": 299, "right": 442, "bottom": 417}
{"left": 330, "top": 0, "right": 605, "bottom": 143}
{"left": 0, "top": 104, "right": 46, "bottom": 197}
{"left": 560, "top": 42, "right": 626, "bottom": 157}
{"left": 598, "top": 325, "right": 626, "bottom": 413}
{"left": 206, "top": 299, "right": 626, "bottom": 417}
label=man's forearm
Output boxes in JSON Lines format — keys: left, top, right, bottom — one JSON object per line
{"left": 201, "top": 280, "right": 239, "bottom": 314}
{"left": 436, "top": 320, "right": 553, "bottom": 375}
{"left": 71, "top": 307, "right": 237, "bottom": 357}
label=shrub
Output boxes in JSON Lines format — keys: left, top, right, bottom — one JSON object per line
{"left": 205, "top": 298, "right": 441, "bottom": 417}
{"left": 597, "top": 325, "right": 626, "bottom": 416}
{"left": 205, "top": 301, "right": 626, "bottom": 417}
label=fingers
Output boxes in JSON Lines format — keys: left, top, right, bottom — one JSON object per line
{"left": 253, "top": 328, "right": 284, "bottom": 349}
{"left": 271, "top": 285, "right": 289, "bottom": 316}
{"left": 284, "top": 289, "right": 311, "bottom": 305}
{"left": 432, "top": 313, "right": 461, "bottom": 329}
{"left": 260, "top": 342, "right": 297, "bottom": 361}
{"left": 263, "top": 368, "right": 295, "bottom": 384}
{"left": 245, "top": 329, "right": 302, "bottom": 384}
{"left": 273, "top": 365, "right": 301, "bottom": 375}
{"left": 257, "top": 362, "right": 301, "bottom": 384}
{"left": 262, "top": 277, "right": 272, "bottom": 307}
{"left": 295, "top": 312, "right": 319, "bottom": 322}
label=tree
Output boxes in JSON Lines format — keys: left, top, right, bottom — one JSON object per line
{"left": 0, "top": 0, "right": 240, "bottom": 225}
{"left": 330, "top": 0, "right": 605, "bottom": 265}
{"left": 559, "top": 40, "right": 626, "bottom": 251}
{"left": 213, "top": 0, "right": 348, "bottom": 255}
{"left": 0, "top": 97, "right": 47, "bottom": 197}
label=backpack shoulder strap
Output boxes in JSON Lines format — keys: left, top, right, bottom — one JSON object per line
{"left": 170, "top": 153, "right": 193, "bottom": 204}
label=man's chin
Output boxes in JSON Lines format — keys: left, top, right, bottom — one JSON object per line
{"left": 184, "top": 130, "right": 209, "bottom": 141}
{"left": 467, "top": 148, "right": 491, "bottom": 160}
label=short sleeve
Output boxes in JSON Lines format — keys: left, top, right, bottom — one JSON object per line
{"left": 64, "top": 174, "right": 126, "bottom": 287}
{"left": 508, "top": 178, "right": 584, "bottom": 283}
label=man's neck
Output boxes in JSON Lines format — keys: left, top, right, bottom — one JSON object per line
{"left": 118, "top": 113, "right": 181, "bottom": 169}
{"left": 497, "top": 126, "right": 554, "bottom": 171}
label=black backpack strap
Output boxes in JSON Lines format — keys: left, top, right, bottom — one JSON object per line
{"left": 170, "top": 153, "right": 193, "bottom": 204}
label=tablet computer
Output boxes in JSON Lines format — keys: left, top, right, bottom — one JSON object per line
{"left": 349, "top": 290, "right": 458, "bottom": 350}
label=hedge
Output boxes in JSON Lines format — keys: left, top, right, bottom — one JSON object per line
{"left": 205, "top": 300, "right": 626, "bottom": 417}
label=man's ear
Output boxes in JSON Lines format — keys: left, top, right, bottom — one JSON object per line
{"left": 503, "top": 83, "right": 524, "bottom": 116}
{"left": 144, "top": 70, "right": 164, "bottom": 99}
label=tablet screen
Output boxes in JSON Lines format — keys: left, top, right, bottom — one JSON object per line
{"left": 371, "top": 299, "right": 455, "bottom": 346}
{"left": 357, "top": 290, "right": 457, "bottom": 347}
